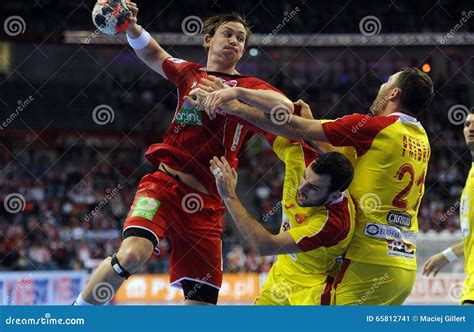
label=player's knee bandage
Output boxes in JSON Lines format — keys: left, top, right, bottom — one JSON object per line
{"left": 110, "top": 253, "right": 131, "bottom": 279}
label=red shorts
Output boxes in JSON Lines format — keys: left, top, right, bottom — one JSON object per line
{"left": 123, "top": 171, "right": 225, "bottom": 289}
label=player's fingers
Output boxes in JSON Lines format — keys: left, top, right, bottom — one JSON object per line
{"left": 212, "top": 156, "right": 225, "bottom": 171}
{"left": 422, "top": 261, "right": 433, "bottom": 276}
{"left": 433, "top": 266, "right": 443, "bottom": 277}
{"left": 208, "top": 75, "right": 224, "bottom": 87}
{"left": 232, "top": 168, "right": 238, "bottom": 179}
{"left": 221, "top": 156, "right": 233, "bottom": 174}
{"left": 198, "top": 84, "right": 215, "bottom": 92}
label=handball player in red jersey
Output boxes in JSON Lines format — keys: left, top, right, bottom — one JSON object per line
{"left": 74, "top": 1, "right": 293, "bottom": 305}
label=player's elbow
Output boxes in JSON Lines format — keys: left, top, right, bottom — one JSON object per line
{"left": 254, "top": 238, "right": 278, "bottom": 256}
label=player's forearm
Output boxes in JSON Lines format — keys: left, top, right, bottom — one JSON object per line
{"left": 222, "top": 196, "right": 277, "bottom": 256}
{"left": 234, "top": 88, "right": 294, "bottom": 115}
{"left": 227, "top": 103, "right": 327, "bottom": 142}
{"left": 126, "top": 24, "right": 171, "bottom": 73}
{"left": 451, "top": 241, "right": 464, "bottom": 257}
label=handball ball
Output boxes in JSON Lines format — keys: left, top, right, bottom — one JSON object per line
{"left": 92, "top": 0, "right": 131, "bottom": 35}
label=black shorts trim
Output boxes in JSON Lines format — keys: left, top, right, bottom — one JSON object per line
{"left": 123, "top": 227, "right": 159, "bottom": 249}
{"left": 181, "top": 279, "right": 219, "bottom": 304}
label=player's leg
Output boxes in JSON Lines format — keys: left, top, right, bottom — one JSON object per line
{"left": 164, "top": 179, "right": 226, "bottom": 305}
{"left": 254, "top": 264, "right": 292, "bottom": 305}
{"left": 333, "top": 259, "right": 415, "bottom": 305}
{"left": 167, "top": 225, "right": 223, "bottom": 305}
{"left": 75, "top": 236, "right": 154, "bottom": 305}
{"left": 74, "top": 172, "right": 164, "bottom": 305}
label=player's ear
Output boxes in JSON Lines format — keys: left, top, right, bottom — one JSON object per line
{"left": 203, "top": 34, "right": 212, "bottom": 50}
{"left": 389, "top": 87, "right": 401, "bottom": 101}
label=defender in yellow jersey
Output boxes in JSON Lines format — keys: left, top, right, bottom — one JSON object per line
{"left": 423, "top": 113, "right": 474, "bottom": 305}
{"left": 200, "top": 67, "right": 434, "bottom": 305}
{"left": 209, "top": 134, "right": 355, "bottom": 305}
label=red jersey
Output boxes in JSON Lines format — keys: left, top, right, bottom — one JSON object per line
{"left": 145, "top": 57, "right": 282, "bottom": 199}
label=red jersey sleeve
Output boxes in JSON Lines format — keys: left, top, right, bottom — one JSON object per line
{"left": 321, "top": 114, "right": 398, "bottom": 156}
{"left": 162, "top": 57, "right": 200, "bottom": 87}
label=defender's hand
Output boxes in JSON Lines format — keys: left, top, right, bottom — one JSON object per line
{"left": 422, "top": 252, "right": 450, "bottom": 277}
{"left": 204, "top": 88, "right": 240, "bottom": 120}
{"left": 210, "top": 156, "right": 238, "bottom": 199}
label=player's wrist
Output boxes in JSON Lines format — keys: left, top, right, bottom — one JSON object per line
{"left": 223, "top": 193, "right": 239, "bottom": 202}
{"left": 127, "top": 26, "right": 151, "bottom": 49}
{"left": 126, "top": 23, "right": 142, "bottom": 38}
{"left": 442, "top": 247, "right": 459, "bottom": 263}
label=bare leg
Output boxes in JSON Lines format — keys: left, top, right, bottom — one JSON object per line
{"left": 75, "top": 236, "right": 153, "bottom": 305}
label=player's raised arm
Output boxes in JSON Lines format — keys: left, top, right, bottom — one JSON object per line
{"left": 210, "top": 156, "right": 301, "bottom": 256}
{"left": 125, "top": 1, "right": 172, "bottom": 78}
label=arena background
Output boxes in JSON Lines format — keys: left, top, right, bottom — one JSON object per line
{"left": 0, "top": 0, "right": 472, "bottom": 304}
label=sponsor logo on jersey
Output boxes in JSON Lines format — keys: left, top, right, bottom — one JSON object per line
{"left": 131, "top": 197, "right": 161, "bottom": 221}
{"left": 231, "top": 124, "right": 243, "bottom": 151}
{"left": 175, "top": 101, "right": 202, "bottom": 126}
{"left": 364, "top": 222, "right": 417, "bottom": 244}
{"left": 295, "top": 213, "right": 308, "bottom": 224}
{"left": 284, "top": 203, "right": 296, "bottom": 209}
{"left": 386, "top": 210, "right": 412, "bottom": 228}
{"left": 387, "top": 240, "right": 415, "bottom": 259}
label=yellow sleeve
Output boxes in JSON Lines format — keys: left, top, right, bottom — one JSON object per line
{"left": 286, "top": 213, "right": 328, "bottom": 252}
{"left": 272, "top": 136, "right": 308, "bottom": 164}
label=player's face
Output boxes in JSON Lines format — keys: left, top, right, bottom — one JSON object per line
{"left": 369, "top": 72, "right": 401, "bottom": 115}
{"left": 464, "top": 114, "right": 474, "bottom": 148}
{"left": 296, "top": 166, "right": 332, "bottom": 207}
{"left": 206, "top": 22, "right": 246, "bottom": 64}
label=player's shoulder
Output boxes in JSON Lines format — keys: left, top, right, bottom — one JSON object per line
{"left": 164, "top": 57, "right": 203, "bottom": 70}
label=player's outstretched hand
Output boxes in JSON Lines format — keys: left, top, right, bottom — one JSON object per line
{"left": 294, "top": 99, "right": 313, "bottom": 119}
{"left": 198, "top": 75, "right": 225, "bottom": 93}
{"left": 184, "top": 88, "right": 209, "bottom": 108}
{"left": 422, "top": 252, "right": 450, "bottom": 277}
{"left": 125, "top": 1, "right": 138, "bottom": 25}
{"left": 204, "top": 88, "right": 239, "bottom": 119}
{"left": 210, "top": 156, "right": 238, "bottom": 199}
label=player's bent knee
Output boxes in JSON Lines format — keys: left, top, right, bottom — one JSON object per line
{"left": 115, "top": 237, "right": 154, "bottom": 274}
